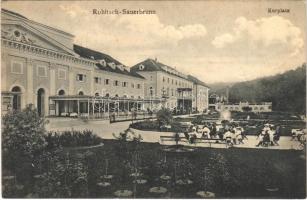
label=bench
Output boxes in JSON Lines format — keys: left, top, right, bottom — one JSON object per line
{"left": 160, "top": 136, "right": 188, "bottom": 143}
{"left": 160, "top": 125, "right": 172, "bottom": 131}
{"left": 160, "top": 135, "right": 225, "bottom": 147}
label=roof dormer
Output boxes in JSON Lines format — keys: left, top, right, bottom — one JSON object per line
{"left": 139, "top": 64, "right": 145, "bottom": 70}
{"left": 108, "top": 62, "right": 116, "bottom": 69}
{"left": 98, "top": 59, "right": 106, "bottom": 67}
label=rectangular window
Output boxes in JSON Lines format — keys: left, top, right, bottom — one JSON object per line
{"left": 94, "top": 77, "right": 101, "bottom": 84}
{"left": 37, "top": 65, "right": 47, "bottom": 77}
{"left": 76, "top": 74, "right": 86, "bottom": 82}
{"left": 114, "top": 80, "right": 119, "bottom": 86}
{"left": 105, "top": 79, "right": 110, "bottom": 85}
{"left": 137, "top": 84, "right": 141, "bottom": 89}
{"left": 122, "top": 82, "right": 128, "bottom": 87}
{"left": 11, "top": 61, "right": 23, "bottom": 74}
{"left": 58, "top": 69, "right": 66, "bottom": 80}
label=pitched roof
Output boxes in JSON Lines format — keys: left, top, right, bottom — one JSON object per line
{"left": 187, "top": 75, "right": 210, "bottom": 88}
{"left": 131, "top": 58, "right": 189, "bottom": 80}
{"left": 131, "top": 58, "right": 162, "bottom": 71}
{"left": 73, "top": 44, "right": 144, "bottom": 79}
{"left": 2, "top": 8, "right": 27, "bottom": 19}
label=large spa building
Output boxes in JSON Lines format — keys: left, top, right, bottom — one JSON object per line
{"left": 1, "top": 9, "right": 209, "bottom": 118}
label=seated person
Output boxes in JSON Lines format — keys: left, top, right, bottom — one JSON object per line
{"left": 256, "top": 132, "right": 265, "bottom": 147}
{"left": 262, "top": 131, "right": 271, "bottom": 146}
{"left": 235, "top": 127, "right": 244, "bottom": 144}
{"left": 189, "top": 134, "right": 197, "bottom": 144}
{"left": 268, "top": 129, "right": 275, "bottom": 146}
{"left": 223, "top": 130, "right": 233, "bottom": 145}
{"left": 273, "top": 131, "right": 280, "bottom": 146}
{"left": 184, "top": 132, "right": 190, "bottom": 140}
{"left": 202, "top": 125, "right": 211, "bottom": 139}
{"left": 231, "top": 130, "right": 237, "bottom": 145}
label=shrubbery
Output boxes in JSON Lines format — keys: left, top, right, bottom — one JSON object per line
{"left": 45, "top": 130, "right": 103, "bottom": 148}
{"left": 129, "top": 120, "right": 159, "bottom": 131}
{"left": 156, "top": 108, "right": 173, "bottom": 126}
{"left": 2, "top": 105, "right": 47, "bottom": 185}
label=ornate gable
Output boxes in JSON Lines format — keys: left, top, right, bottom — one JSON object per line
{"left": 1, "top": 10, "right": 76, "bottom": 56}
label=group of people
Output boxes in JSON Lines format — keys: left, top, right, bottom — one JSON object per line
{"left": 171, "top": 121, "right": 304, "bottom": 149}
{"left": 255, "top": 124, "right": 281, "bottom": 147}
{"left": 180, "top": 122, "right": 248, "bottom": 146}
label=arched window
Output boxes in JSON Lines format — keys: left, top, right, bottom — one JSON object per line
{"left": 105, "top": 93, "right": 110, "bottom": 97}
{"left": 95, "top": 92, "right": 99, "bottom": 97}
{"left": 58, "top": 89, "right": 65, "bottom": 95}
{"left": 149, "top": 87, "right": 153, "bottom": 96}
{"left": 11, "top": 86, "right": 22, "bottom": 111}
{"left": 78, "top": 91, "right": 84, "bottom": 96}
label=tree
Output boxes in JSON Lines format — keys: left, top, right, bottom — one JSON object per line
{"left": 156, "top": 108, "right": 173, "bottom": 127}
{"left": 2, "top": 105, "right": 47, "bottom": 184}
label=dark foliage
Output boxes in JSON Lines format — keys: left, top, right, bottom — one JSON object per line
{"left": 3, "top": 139, "right": 306, "bottom": 198}
{"left": 156, "top": 108, "right": 173, "bottom": 126}
{"left": 2, "top": 105, "right": 47, "bottom": 188}
{"left": 228, "top": 64, "right": 306, "bottom": 114}
{"left": 130, "top": 120, "right": 160, "bottom": 131}
{"left": 45, "top": 130, "right": 103, "bottom": 148}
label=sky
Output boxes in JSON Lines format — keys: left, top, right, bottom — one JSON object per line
{"left": 2, "top": 1, "right": 307, "bottom": 84}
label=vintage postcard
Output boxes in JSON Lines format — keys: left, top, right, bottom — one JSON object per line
{"left": 1, "top": 0, "right": 306, "bottom": 198}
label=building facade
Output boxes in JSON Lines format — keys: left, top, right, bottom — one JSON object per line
{"left": 214, "top": 102, "right": 272, "bottom": 113}
{"left": 131, "top": 59, "right": 209, "bottom": 113}
{"left": 187, "top": 75, "right": 210, "bottom": 112}
{"left": 1, "top": 9, "right": 152, "bottom": 118}
{"left": 1, "top": 9, "right": 209, "bottom": 118}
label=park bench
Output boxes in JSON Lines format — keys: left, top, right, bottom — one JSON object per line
{"left": 160, "top": 125, "right": 172, "bottom": 131}
{"left": 160, "top": 135, "right": 188, "bottom": 143}
{"left": 160, "top": 135, "right": 226, "bottom": 147}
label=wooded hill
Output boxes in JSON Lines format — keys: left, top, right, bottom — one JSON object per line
{"left": 210, "top": 63, "right": 306, "bottom": 114}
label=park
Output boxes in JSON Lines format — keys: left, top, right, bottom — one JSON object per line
{"left": 2, "top": 106, "right": 306, "bottom": 198}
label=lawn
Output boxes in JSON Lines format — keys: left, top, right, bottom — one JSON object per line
{"left": 4, "top": 139, "right": 305, "bottom": 198}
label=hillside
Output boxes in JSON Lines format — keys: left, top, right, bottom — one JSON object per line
{"left": 227, "top": 63, "right": 306, "bottom": 114}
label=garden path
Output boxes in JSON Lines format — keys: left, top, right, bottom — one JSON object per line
{"left": 46, "top": 118, "right": 303, "bottom": 150}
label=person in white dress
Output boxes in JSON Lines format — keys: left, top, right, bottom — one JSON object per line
{"left": 202, "top": 125, "right": 211, "bottom": 139}
{"left": 256, "top": 132, "right": 264, "bottom": 147}
{"left": 223, "top": 130, "right": 233, "bottom": 147}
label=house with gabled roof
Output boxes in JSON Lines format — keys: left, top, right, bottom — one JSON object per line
{"left": 131, "top": 58, "right": 209, "bottom": 113}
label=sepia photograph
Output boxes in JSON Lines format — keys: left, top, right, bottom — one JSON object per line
{"left": 1, "top": 0, "right": 306, "bottom": 198}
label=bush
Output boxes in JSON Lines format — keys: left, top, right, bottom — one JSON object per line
{"left": 156, "top": 108, "right": 173, "bottom": 126}
{"left": 2, "top": 105, "right": 47, "bottom": 183}
{"left": 45, "top": 130, "right": 103, "bottom": 148}
{"left": 130, "top": 120, "right": 160, "bottom": 131}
